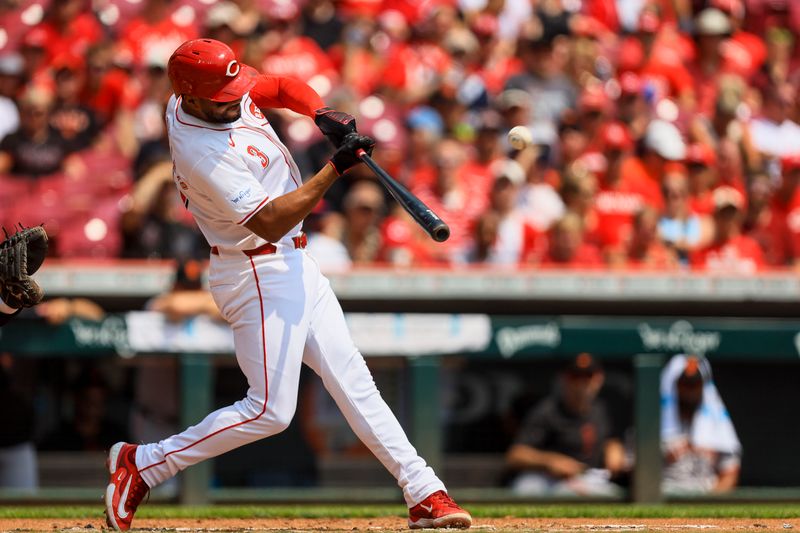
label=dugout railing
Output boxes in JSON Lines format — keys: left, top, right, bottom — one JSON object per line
{"left": 1, "top": 264, "right": 800, "bottom": 504}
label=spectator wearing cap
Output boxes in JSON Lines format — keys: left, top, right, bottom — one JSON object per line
{"left": 341, "top": 181, "right": 385, "bottom": 264}
{"left": 619, "top": 119, "right": 687, "bottom": 211}
{"left": 588, "top": 122, "right": 657, "bottom": 260}
{"left": 750, "top": 82, "right": 800, "bottom": 158}
{"left": 203, "top": 2, "right": 248, "bottom": 60}
{"left": 33, "top": 0, "right": 103, "bottom": 63}
{"left": 659, "top": 169, "right": 710, "bottom": 264}
{"left": 713, "top": 0, "right": 767, "bottom": 81}
{"left": 376, "top": 9, "right": 453, "bottom": 105}
{"left": 688, "top": 8, "right": 735, "bottom": 116}
{"left": 18, "top": 27, "right": 54, "bottom": 90}
{"left": 405, "top": 106, "right": 445, "bottom": 189}
{"left": 576, "top": 86, "right": 612, "bottom": 147}
{"left": 0, "top": 86, "right": 77, "bottom": 177}
{"left": 622, "top": 206, "right": 679, "bottom": 269}
{"left": 462, "top": 110, "right": 506, "bottom": 199}
{"left": 625, "top": 5, "right": 695, "bottom": 110}
{"left": 686, "top": 143, "right": 719, "bottom": 215}
{"left": 615, "top": 72, "right": 650, "bottom": 142}
{"left": 506, "top": 353, "right": 626, "bottom": 496}
{"left": 49, "top": 53, "right": 100, "bottom": 152}
{"left": 118, "top": 0, "right": 199, "bottom": 70}
{"left": 661, "top": 355, "right": 741, "bottom": 494}
{"left": 504, "top": 22, "right": 577, "bottom": 149}
{"left": 127, "top": 50, "right": 172, "bottom": 148}
{"left": 0, "top": 54, "right": 23, "bottom": 140}
{"left": 467, "top": 159, "right": 536, "bottom": 266}
{"left": 464, "top": 13, "right": 522, "bottom": 97}
{"left": 690, "top": 186, "right": 765, "bottom": 273}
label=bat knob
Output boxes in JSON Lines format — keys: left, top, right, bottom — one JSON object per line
{"left": 432, "top": 224, "right": 450, "bottom": 242}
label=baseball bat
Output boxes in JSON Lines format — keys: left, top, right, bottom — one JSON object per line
{"left": 356, "top": 149, "right": 450, "bottom": 242}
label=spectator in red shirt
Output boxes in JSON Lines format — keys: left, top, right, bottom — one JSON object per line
{"left": 536, "top": 212, "right": 603, "bottom": 268}
{"left": 619, "top": 119, "right": 687, "bottom": 211}
{"left": 34, "top": 0, "right": 103, "bottom": 63}
{"left": 590, "top": 122, "right": 651, "bottom": 260}
{"left": 118, "top": 0, "right": 199, "bottom": 69}
{"left": 742, "top": 171, "right": 787, "bottom": 266}
{"left": 686, "top": 143, "right": 719, "bottom": 215}
{"left": 411, "top": 139, "right": 488, "bottom": 262}
{"left": 623, "top": 207, "right": 680, "bottom": 270}
{"left": 691, "top": 186, "right": 765, "bottom": 273}
{"left": 615, "top": 72, "right": 651, "bottom": 143}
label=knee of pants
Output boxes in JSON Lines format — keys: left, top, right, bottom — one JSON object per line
{"left": 242, "top": 393, "right": 296, "bottom": 435}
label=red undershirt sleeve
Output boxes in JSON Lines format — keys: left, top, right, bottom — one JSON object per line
{"left": 249, "top": 75, "right": 325, "bottom": 119}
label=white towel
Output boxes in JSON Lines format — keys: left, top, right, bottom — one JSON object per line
{"left": 660, "top": 354, "right": 741, "bottom": 455}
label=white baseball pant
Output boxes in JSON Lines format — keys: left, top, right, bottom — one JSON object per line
{"left": 135, "top": 247, "right": 445, "bottom": 506}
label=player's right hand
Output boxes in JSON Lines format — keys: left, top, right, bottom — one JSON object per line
{"left": 328, "top": 133, "right": 375, "bottom": 175}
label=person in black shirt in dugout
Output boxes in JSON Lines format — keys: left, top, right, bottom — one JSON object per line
{"left": 506, "top": 353, "right": 627, "bottom": 496}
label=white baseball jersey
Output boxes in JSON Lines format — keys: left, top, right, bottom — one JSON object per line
{"left": 135, "top": 91, "right": 446, "bottom": 508}
{"left": 165, "top": 93, "right": 303, "bottom": 251}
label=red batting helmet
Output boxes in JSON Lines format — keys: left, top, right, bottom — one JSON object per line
{"left": 167, "top": 39, "right": 258, "bottom": 102}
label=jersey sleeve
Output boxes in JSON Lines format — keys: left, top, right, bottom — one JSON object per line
{"left": 249, "top": 75, "right": 325, "bottom": 118}
{"left": 188, "top": 150, "right": 270, "bottom": 225}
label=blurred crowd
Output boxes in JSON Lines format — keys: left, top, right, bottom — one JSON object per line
{"left": 1, "top": 0, "right": 800, "bottom": 272}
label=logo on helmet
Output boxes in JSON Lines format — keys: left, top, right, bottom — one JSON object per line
{"left": 225, "top": 60, "right": 240, "bottom": 77}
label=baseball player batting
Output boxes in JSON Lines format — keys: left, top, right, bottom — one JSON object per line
{"left": 103, "top": 39, "right": 472, "bottom": 531}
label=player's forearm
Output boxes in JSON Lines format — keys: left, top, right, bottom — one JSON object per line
{"left": 245, "top": 162, "right": 338, "bottom": 242}
{"left": 506, "top": 444, "right": 564, "bottom": 470}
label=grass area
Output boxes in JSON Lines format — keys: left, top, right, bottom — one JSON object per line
{"left": 2, "top": 504, "right": 800, "bottom": 520}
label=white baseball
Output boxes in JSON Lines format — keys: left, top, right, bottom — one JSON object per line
{"left": 508, "top": 125, "right": 533, "bottom": 150}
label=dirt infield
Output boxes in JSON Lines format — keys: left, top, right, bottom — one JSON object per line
{"left": 1, "top": 517, "right": 796, "bottom": 532}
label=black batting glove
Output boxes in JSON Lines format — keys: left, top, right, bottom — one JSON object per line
{"left": 314, "top": 107, "right": 357, "bottom": 148}
{"left": 329, "top": 133, "right": 375, "bottom": 175}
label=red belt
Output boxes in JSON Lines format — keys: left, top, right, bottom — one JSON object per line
{"left": 211, "top": 233, "right": 307, "bottom": 257}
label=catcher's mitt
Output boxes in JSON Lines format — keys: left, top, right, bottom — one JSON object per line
{"left": 0, "top": 225, "right": 48, "bottom": 309}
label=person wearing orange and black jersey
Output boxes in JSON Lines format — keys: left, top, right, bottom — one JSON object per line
{"left": 506, "top": 354, "right": 627, "bottom": 495}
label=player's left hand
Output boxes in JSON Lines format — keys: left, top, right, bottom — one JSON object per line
{"left": 329, "top": 133, "right": 375, "bottom": 175}
{"left": 314, "top": 107, "right": 357, "bottom": 148}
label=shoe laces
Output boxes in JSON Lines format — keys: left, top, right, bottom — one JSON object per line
{"left": 428, "top": 490, "right": 461, "bottom": 510}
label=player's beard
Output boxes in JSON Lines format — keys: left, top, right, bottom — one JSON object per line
{"left": 205, "top": 104, "right": 241, "bottom": 123}
{"left": 200, "top": 99, "right": 242, "bottom": 123}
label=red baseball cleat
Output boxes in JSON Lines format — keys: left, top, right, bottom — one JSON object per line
{"left": 408, "top": 490, "right": 472, "bottom": 529}
{"left": 105, "top": 442, "right": 149, "bottom": 531}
